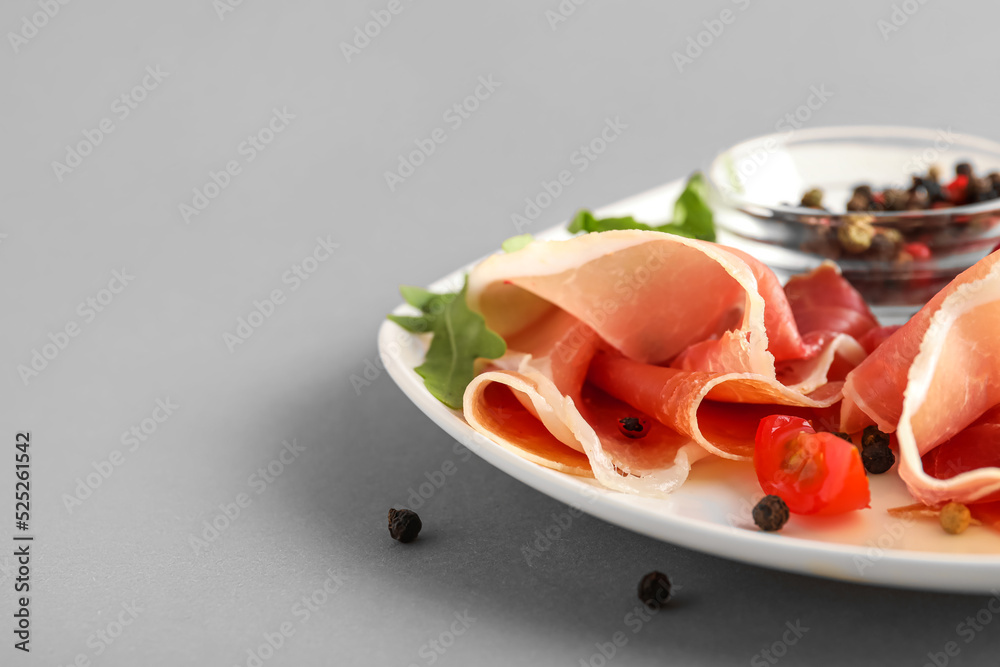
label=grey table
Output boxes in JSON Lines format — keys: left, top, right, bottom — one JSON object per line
{"left": 4, "top": 0, "right": 1000, "bottom": 664}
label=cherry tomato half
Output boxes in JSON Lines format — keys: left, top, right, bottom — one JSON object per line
{"left": 754, "top": 415, "right": 870, "bottom": 515}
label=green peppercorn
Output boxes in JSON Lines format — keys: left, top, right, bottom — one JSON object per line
{"left": 940, "top": 502, "right": 971, "bottom": 535}
{"left": 837, "top": 215, "right": 876, "bottom": 254}
{"left": 752, "top": 495, "right": 790, "bottom": 532}
{"left": 801, "top": 188, "right": 824, "bottom": 209}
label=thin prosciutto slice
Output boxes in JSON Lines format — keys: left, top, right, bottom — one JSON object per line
{"left": 847, "top": 252, "right": 1000, "bottom": 506}
{"left": 461, "top": 231, "right": 873, "bottom": 497}
{"left": 784, "top": 262, "right": 879, "bottom": 339}
{"left": 464, "top": 309, "right": 708, "bottom": 495}
{"left": 841, "top": 252, "right": 1000, "bottom": 434}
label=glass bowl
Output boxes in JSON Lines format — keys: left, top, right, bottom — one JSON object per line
{"left": 706, "top": 126, "right": 1000, "bottom": 322}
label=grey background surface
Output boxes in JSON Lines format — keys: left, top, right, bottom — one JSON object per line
{"left": 3, "top": 0, "right": 1000, "bottom": 665}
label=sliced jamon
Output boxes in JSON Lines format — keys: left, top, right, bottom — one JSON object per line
{"left": 856, "top": 325, "right": 902, "bottom": 355}
{"left": 461, "top": 231, "right": 869, "bottom": 496}
{"left": 886, "top": 256, "right": 1000, "bottom": 505}
{"left": 588, "top": 351, "right": 842, "bottom": 460}
{"left": 463, "top": 306, "right": 706, "bottom": 495}
{"left": 784, "top": 262, "right": 880, "bottom": 339}
{"left": 842, "top": 251, "right": 1000, "bottom": 434}
{"left": 470, "top": 232, "right": 778, "bottom": 372}
{"left": 464, "top": 376, "right": 594, "bottom": 476}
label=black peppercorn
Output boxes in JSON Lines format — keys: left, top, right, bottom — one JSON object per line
{"left": 828, "top": 431, "right": 853, "bottom": 443}
{"left": 862, "top": 444, "right": 895, "bottom": 474}
{"left": 388, "top": 508, "right": 422, "bottom": 543}
{"left": 969, "top": 177, "right": 993, "bottom": 203}
{"left": 925, "top": 169, "right": 946, "bottom": 203}
{"left": 637, "top": 571, "right": 672, "bottom": 609}
{"left": 866, "top": 232, "right": 899, "bottom": 262}
{"left": 988, "top": 172, "right": 1000, "bottom": 195}
{"left": 861, "top": 425, "right": 890, "bottom": 450}
{"left": 884, "top": 188, "right": 912, "bottom": 211}
{"left": 906, "top": 187, "right": 930, "bottom": 210}
{"left": 846, "top": 195, "right": 870, "bottom": 212}
{"left": 853, "top": 185, "right": 874, "bottom": 200}
{"left": 752, "top": 495, "right": 790, "bottom": 532}
{"left": 618, "top": 417, "right": 649, "bottom": 439}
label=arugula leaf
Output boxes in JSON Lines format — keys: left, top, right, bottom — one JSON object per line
{"left": 387, "top": 277, "right": 506, "bottom": 409}
{"left": 385, "top": 314, "right": 431, "bottom": 333}
{"left": 670, "top": 171, "right": 714, "bottom": 241}
{"left": 502, "top": 233, "right": 534, "bottom": 253}
{"left": 568, "top": 172, "right": 715, "bottom": 242}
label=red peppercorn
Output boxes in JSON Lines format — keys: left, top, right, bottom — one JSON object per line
{"left": 903, "top": 242, "right": 932, "bottom": 261}
{"left": 946, "top": 175, "right": 970, "bottom": 204}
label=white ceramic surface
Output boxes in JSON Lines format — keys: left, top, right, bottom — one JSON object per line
{"left": 379, "top": 179, "right": 1000, "bottom": 595}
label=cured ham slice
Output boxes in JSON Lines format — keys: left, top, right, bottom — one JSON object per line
{"left": 464, "top": 309, "right": 707, "bottom": 495}
{"left": 857, "top": 325, "right": 902, "bottom": 354}
{"left": 843, "top": 251, "right": 1000, "bottom": 505}
{"left": 841, "top": 252, "right": 1000, "bottom": 434}
{"left": 588, "top": 351, "right": 842, "bottom": 460}
{"left": 893, "top": 263, "right": 1000, "bottom": 505}
{"left": 468, "top": 231, "right": 786, "bottom": 372}
{"left": 461, "top": 231, "right": 873, "bottom": 497}
{"left": 784, "top": 262, "right": 880, "bottom": 339}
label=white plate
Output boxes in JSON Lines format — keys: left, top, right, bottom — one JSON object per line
{"left": 378, "top": 178, "right": 1000, "bottom": 594}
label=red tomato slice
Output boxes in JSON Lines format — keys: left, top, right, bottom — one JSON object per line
{"left": 754, "top": 415, "right": 871, "bottom": 515}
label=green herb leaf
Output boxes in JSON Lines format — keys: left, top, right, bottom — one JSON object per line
{"left": 670, "top": 172, "right": 715, "bottom": 241}
{"left": 568, "top": 172, "right": 715, "bottom": 241}
{"left": 399, "top": 285, "right": 437, "bottom": 310}
{"left": 388, "top": 278, "right": 506, "bottom": 409}
{"left": 569, "top": 211, "right": 653, "bottom": 234}
{"left": 502, "top": 233, "right": 534, "bottom": 253}
{"left": 385, "top": 314, "right": 431, "bottom": 333}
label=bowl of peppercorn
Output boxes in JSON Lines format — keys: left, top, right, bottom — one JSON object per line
{"left": 706, "top": 126, "right": 1000, "bottom": 322}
